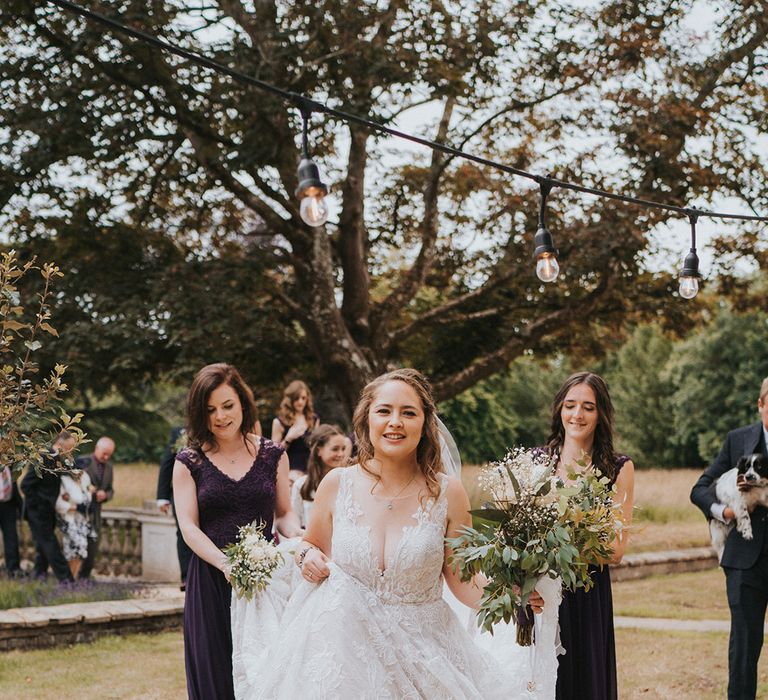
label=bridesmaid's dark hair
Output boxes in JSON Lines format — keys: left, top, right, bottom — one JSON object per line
{"left": 352, "top": 368, "right": 442, "bottom": 502}
{"left": 186, "top": 363, "right": 258, "bottom": 451}
{"left": 546, "top": 371, "right": 618, "bottom": 480}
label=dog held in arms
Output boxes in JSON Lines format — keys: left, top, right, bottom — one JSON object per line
{"left": 710, "top": 453, "right": 768, "bottom": 562}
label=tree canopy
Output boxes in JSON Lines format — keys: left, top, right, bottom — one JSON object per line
{"left": 2, "top": 0, "right": 767, "bottom": 410}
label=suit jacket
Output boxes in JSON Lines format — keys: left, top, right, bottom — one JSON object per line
{"left": 156, "top": 427, "right": 184, "bottom": 503}
{"left": 76, "top": 454, "right": 114, "bottom": 533}
{"left": 20, "top": 451, "right": 63, "bottom": 509}
{"left": 690, "top": 422, "right": 767, "bottom": 569}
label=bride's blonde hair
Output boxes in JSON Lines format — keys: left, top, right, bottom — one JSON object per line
{"left": 352, "top": 368, "right": 442, "bottom": 501}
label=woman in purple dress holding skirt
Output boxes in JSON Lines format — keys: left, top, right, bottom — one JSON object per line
{"left": 173, "top": 363, "right": 302, "bottom": 700}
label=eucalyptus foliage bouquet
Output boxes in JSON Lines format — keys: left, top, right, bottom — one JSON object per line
{"left": 223, "top": 521, "right": 284, "bottom": 601}
{"left": 448, "top": 448, "right": 623, "bottom": 646}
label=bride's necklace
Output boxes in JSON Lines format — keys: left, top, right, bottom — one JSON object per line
{"left": 376, "top": 473, "right": 417, "bottom": 510}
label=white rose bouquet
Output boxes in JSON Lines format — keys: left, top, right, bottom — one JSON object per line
{"left": 223, "top": 520, "right": 284, "bottom": 600}
{"left": 448, "top": 447, "right": 623, "bottom": 646}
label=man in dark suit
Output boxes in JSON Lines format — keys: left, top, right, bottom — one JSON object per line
{"left": 0, "top": 464, "right": 23, "bottom": 577}
{"left": 76, "top": 436, "right": 115, "bottom": 580}
{"left": 156, "top": 426, "right": 192, "bottom": 590}
{"left": 20, "top": 431, "right": 76, "bottom": 583}
{"left": 691, "top": 376, "right": 768, "bottom": 700}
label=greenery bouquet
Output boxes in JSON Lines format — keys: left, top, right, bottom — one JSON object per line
{"left": 223, "top": 521, "right": 284, "bottom": 601}
{"left": 448, "top": 448, "right": 623, "bottom": 646}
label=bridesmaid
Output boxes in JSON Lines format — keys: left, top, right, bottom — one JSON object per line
{"left": 271, "top": 380, "right": 320, "bottom": 484}
{"left": 545, "top": 372, "right": 635, "bottom": 700}
{"left": 173, "top": 363, "right": 301, "bottom": 700}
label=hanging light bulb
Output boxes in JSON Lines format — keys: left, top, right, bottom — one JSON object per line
{"left": 678, "top": 213, "right": 701, "bottom": 299}
{"left": 532, "top": 180, "right": 560, "bottom": 282}
{"left": 295, "top": 105, "right": 329, "bottom": 227}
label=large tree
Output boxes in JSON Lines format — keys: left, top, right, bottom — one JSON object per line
{"left": 1, "top": 0, "right": 767, "bottom": 409}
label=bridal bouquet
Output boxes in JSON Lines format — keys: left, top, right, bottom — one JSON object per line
{"left": 448, "top": 448, "right": 623, "bottom": 646}
{"left": 223, "top": 521, "right": 284, "bottom": 601}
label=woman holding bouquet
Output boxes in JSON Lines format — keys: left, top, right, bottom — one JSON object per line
{"left": 173, "top": 363, "right": 302, "bottom": 700}
{"left": 235, "top": 368, "right": 544, "bottom": 699}
{"left": 546, "top": 372, "right": 635, "bottom": 700}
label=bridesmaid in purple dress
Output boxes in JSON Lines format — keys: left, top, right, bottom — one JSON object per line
{"left": 173, "top": 363, "right": 302, "bottom": 700}
{"left": 543, "top": 372, "right": 635, "bottom": 700}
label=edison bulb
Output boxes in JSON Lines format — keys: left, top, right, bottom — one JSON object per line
{"left": 300, "top": 195, "right": 329, "bottom": 227}
{"left": 678, "top": 275, "right": 699, "bottom": 299}
{"left": 536, "top": 254, "right": 560, "bottom": 283}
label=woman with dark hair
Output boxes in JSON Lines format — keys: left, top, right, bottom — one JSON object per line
{"left": 235, "top": 368, "right": 543, "bottom": 699}
{"left": 271, "top": 380, "right": 320, "bottom": 483}
{"left": 173, "top": 363, "right": 301, "bottom": 700}
{"left": 291, "top": 424, "right": 348, "bottom": 528}
{"left": 545, "top": 371, "right": 635, "bottom": 700}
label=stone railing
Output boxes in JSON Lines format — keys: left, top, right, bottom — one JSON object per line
{"left": 17, "top": 509, "right": 143, "bottom": 577}
{"left": 7, "top": 507, "right": 181, "bottom": 581}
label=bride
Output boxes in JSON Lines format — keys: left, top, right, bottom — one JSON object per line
{"left": 233, "top": 368, "right": 560, "bottom": 699}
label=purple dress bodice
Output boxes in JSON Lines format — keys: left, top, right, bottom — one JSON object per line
{"left": 176, "top": 437, "right": 283, "bottom": 548}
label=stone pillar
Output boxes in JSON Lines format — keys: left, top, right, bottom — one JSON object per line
{"left": 137, "top": 513, "right": 181, "bottom": 582}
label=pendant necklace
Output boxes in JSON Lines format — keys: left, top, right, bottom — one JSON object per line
{"left": 379, "top": 473, "right": 417, "bottom": 510}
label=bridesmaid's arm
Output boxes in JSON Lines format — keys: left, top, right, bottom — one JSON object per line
{"left": 274, "top": 453, "right": 303, "bottom": 538}
{"left": 605, "top": 459, "right": 635, "bottom": 565}
{"left": 442, "top": 477, "right": 489, "bottom": 609}
{"left": 173, "top": 460, "right": 231, "bottom": 577}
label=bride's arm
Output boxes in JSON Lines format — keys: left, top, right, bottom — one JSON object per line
{"left": 293, "top": 467, "right": 342, "bottom": 583}
{"left": 173, "top": 460, "right": 233, "bottom": 576}
{"left": 442, "top": 477, "right": 489, "bottom": 609}
{"left": 273, "top": 453, "right": 303, "bottom": 538}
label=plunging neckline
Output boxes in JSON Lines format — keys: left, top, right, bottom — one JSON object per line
{"left": 348, "top": 465, "right": 433, "bottom": 577}
{"left": 202, "top": 436, "right": 262, "bottom": 483}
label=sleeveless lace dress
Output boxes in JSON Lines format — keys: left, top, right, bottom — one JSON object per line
{"left": 234, "top": 466, "right": 526, "bottom": 699}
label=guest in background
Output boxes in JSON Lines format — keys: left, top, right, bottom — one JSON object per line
{"left": 156, "top": 426, "right": 193, "bottom": 591}
{"left": 55, "top": 468, "right": 93, "bottom": 580}
{"left": 20, "top": 430, "right": 76, "bottom": 583}
{"left": 271, "top": 380, "right": 319, "bottom": 484}
{"left": 0, "top": 464, "right": 23, "bottom": 578}
{"left": 691, "top": 376, "right": 768, "bottom": 700}
{"left": 76, "top": 436, "right": 115, "bottom": 580}
{"left": 291, "top": 424, "right": 349, "bottom": 528}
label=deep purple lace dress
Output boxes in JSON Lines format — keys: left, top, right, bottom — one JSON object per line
{"left": 176, "top": 438, "right": 283, "bottom": 700}
{"left": 555, "top": 454, "right": 631, "bottom": 700}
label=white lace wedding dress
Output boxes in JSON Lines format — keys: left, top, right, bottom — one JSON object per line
{"left": 232, "top": 466, "right": 560, "bottom": 699}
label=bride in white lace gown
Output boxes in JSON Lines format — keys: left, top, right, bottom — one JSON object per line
{"left": 232, "top": 368, "right": 557, "bottom": 699}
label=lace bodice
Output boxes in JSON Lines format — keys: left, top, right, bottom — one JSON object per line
{"left": 176, "top": 438, "right": 283, "bottom": 548}
{"left": 331, "top": 466, "right": 449, "bottom": 605}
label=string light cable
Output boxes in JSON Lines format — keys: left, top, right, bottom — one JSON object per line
{"left": 41, "top": 0, "right": 768, "bottom": 298}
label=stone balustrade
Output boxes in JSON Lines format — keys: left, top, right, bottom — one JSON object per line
{"left": 4, "top": 507, "right": 181, "bottom": 582}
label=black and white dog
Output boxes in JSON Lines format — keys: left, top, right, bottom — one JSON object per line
{"left": 710, "top": 453, "right": 768, "bottom": 562}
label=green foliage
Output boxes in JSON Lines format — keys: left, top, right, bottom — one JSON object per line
{"left": 604, "top": 325, "right": 682, "bottom": 468}
{"left": 448, "top": 453, "right": 621, "bottom": 638}
{"left": 668, "top": 308, "right": 768, "bottom": 462}
{"left": 0, "top": 251, "right": 84, "bottom": 475}
{"left": 0, "top": 578, "right": 139, "bottom": 610}
{"left": 439, "top": 356, "right": 568, "bottom": 464}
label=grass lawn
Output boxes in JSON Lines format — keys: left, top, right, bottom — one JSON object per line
{"left": 0, "top": 632, "right": 186, "bottom": 699}
{"left": 617, "top": 627, "right": 768, "bottom": 699}
{"left": 613, "top": 568, "right": 730, "bottom": 620}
